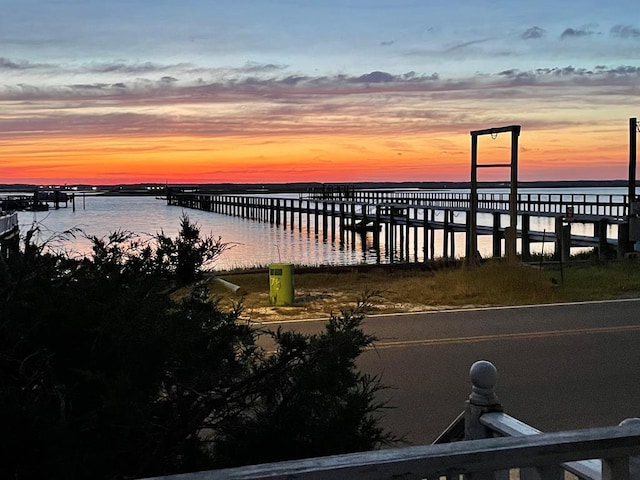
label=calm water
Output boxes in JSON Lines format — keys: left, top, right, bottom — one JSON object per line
{"left": 17, "top": 195, "right": 382, "bottom": 269}
{"left": 15, "top": 188, "right": 627, "bottom": 269}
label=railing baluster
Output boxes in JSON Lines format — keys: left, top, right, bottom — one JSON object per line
{"left": 534, "top": 465, "right": 564, "bottom": 480}
{"left": 602, "top": 456, "right": 629, "bottom": 480}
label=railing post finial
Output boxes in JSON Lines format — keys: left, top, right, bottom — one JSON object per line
{"left": 619, "top": 417, "right": 640, "bottom": 427}
{"left": 465, "top": 360, "right": 502, "bottom": 441}
{"left": 469, "top": 360, "right": 499, "bottom": 407}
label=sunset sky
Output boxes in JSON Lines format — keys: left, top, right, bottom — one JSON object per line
{"left": 1, "top": 1, "right": 639, "bottom": 185}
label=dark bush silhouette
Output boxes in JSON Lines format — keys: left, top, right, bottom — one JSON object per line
{"left": 0, "top": 216, "right": 395, "bottom": 479}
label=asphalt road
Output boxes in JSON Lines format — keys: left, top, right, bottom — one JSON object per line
{"left": 266, "top": 298, "right": 640, "bottom": 446}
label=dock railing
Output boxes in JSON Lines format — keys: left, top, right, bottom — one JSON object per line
{"left": 141, "top": 361, "right": 640, "bottom": 480}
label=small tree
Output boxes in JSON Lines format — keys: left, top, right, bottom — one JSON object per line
{"left": 154, "top": 213, "right": 228, "bottom": 285}
{"left": 210, "top": 294, "right": 397, "bottom": 468}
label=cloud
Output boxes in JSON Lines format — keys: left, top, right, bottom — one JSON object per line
{"left": 560, "top": 27, "right": 596, "bottom": 39}
{"left": 443, "top": 38, "right": 493, "bottom": 53}
{"left": 82, "top": 61, "right": 178, "bottom": 74}
{"left": 351, "top": 71, "right": 395, "bottom": 83}
{"left": 610, "top": 24, "right": 640, "bottom": 39}
{"left": 522, "top": 26, "right": 545, "bottom": 40}
{"left": 238, "top": 62, "right": 288, "bottom": 74}
{"left": 160, "top": 76, "right": 178, "bottom": 84}
{"left": 0, "top": 57, "right": 47, "bottom": 70}
{"left": 3, "top": 62, "right": 637, "bottom": 107}
{"left": 495, "top": 64, "right": 640, "bottom": 88}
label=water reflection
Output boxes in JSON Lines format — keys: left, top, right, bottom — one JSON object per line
{"left": 15, "top": 190, "right": 616, "bottom": 269}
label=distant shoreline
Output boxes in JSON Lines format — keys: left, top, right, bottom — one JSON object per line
{"left": 0, "top": 179, "right": 633, "bottom": 196}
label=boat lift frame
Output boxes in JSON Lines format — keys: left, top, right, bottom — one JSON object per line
{"left": 469, "top": 125, "right": 521, "bottom": 264}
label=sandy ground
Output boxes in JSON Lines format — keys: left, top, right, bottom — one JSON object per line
{"left": 237, "top": 288, "right": 466, "bottom": 323}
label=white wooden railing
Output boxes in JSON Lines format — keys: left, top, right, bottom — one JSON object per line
{"left": 141, "top": 361, "right": 640, "bottom": 480}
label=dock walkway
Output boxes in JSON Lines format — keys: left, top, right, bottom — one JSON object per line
{"left": 168, "top": 188, "right": 631, "bottom": 262}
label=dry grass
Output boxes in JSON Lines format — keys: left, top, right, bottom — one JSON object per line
{"left": 197, "top": 258, "right": 640, "bottom": 323}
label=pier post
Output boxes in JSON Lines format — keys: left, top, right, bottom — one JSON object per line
{"left": 521, "top": 214, "right": 531, "bottom": 262}
{"left": 554, "top": 216, "right": 563, "bottom": 261}
{"left": 492, "top": 212, "right": 501, "bottom": 258}
{"left": 389, "top": 209, "right": 396, "bottom": 263}
{"left": 449, "top": 210, "right": 456, "bottom": 259}
{"left": 563, "top": 224, "right": 572, "bottom": 263}
{"left": 443, "top": 210, "right": 450, "bottom": 259}
{"left": 305, "top": 200, "right": 310, "bottom": 235}
{"left": 629, "top": 117, "right": 637, "bottom": 219}
{"left": 322, "top": 202, "right": 328, "bottom": 241}
{"left": 285, "top": 199, "right": 290, "bottom": 230}
{"left": 554, "top": 218, "right": 572, "bottom": 263}
{"left": 406, "top": 208, "right": 412, "bottom": 261}
{"left": 413, "top": 207, "right": 419, "bottom": 262}
{"left": 314, "top": 201, "right": 319, "bottom": 235}
{"left": 597, "top": 219, "right": 608, "bottom": 260}
{"left": 339, "top": 202, "right": 345, "bottom": 244}
{"left": 430, "top": 210, "right": 435, "bottom": 260}
{"left": 399, "top": 216, "right": 405, "bottom": 261}
{"left": 350, "top": 203, "right": 357, "bottom": 246}
{"left": 504, "top": 226, "right": 517, "bottom": 264}
{"left": 618, "top": 222, "right": 630, "bottom": 259}
{"left": 422, "top": 208, "right": 429, "bottom": 262}
{"left": 269, "top": 198, "right": 274, "bottom": 224}
{"left": 330, "top": 202, "right": 336, "bottom": 243}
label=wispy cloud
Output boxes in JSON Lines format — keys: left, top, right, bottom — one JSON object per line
{"left": 560, "top": 27, "right": 599, "bottom": 39}
{"left": 522, "top": 27, "right": 545, "bottom": 40}
{"left": 610, "top": 24, "right": 640, "bottom": 39}
{"left": 1, "top": 61, "right": 637, "bottom": 147}
{"left": 443, "top": 38, "right": 493, "bottom": 53}
{"left": 0, "top": 57, "right": 50, "bottom": 70}
{"left": 81, "top": 61, "right": 182, "bottom": 75}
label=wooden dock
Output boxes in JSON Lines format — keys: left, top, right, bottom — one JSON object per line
{"left": 167, "top": 187, "right": 632, "bottom": 263}
{"left": 0, "top": 191, "right": 74, "bottom": 211}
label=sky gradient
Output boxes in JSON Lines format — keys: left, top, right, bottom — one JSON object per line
{"left": 1, "top": 0, "right": 639, "bottom": 184}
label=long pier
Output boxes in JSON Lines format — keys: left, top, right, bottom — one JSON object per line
{"left": 167, "top": 187, "right": 631, "bottom": 263}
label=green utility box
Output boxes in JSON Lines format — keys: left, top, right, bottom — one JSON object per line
{"left": 269, "top": 263, "right": 294, "bottom": 306}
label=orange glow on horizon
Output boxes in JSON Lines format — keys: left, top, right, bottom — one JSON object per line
{"left": 0, "top": 124, "right": 633, "bottom": 185}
